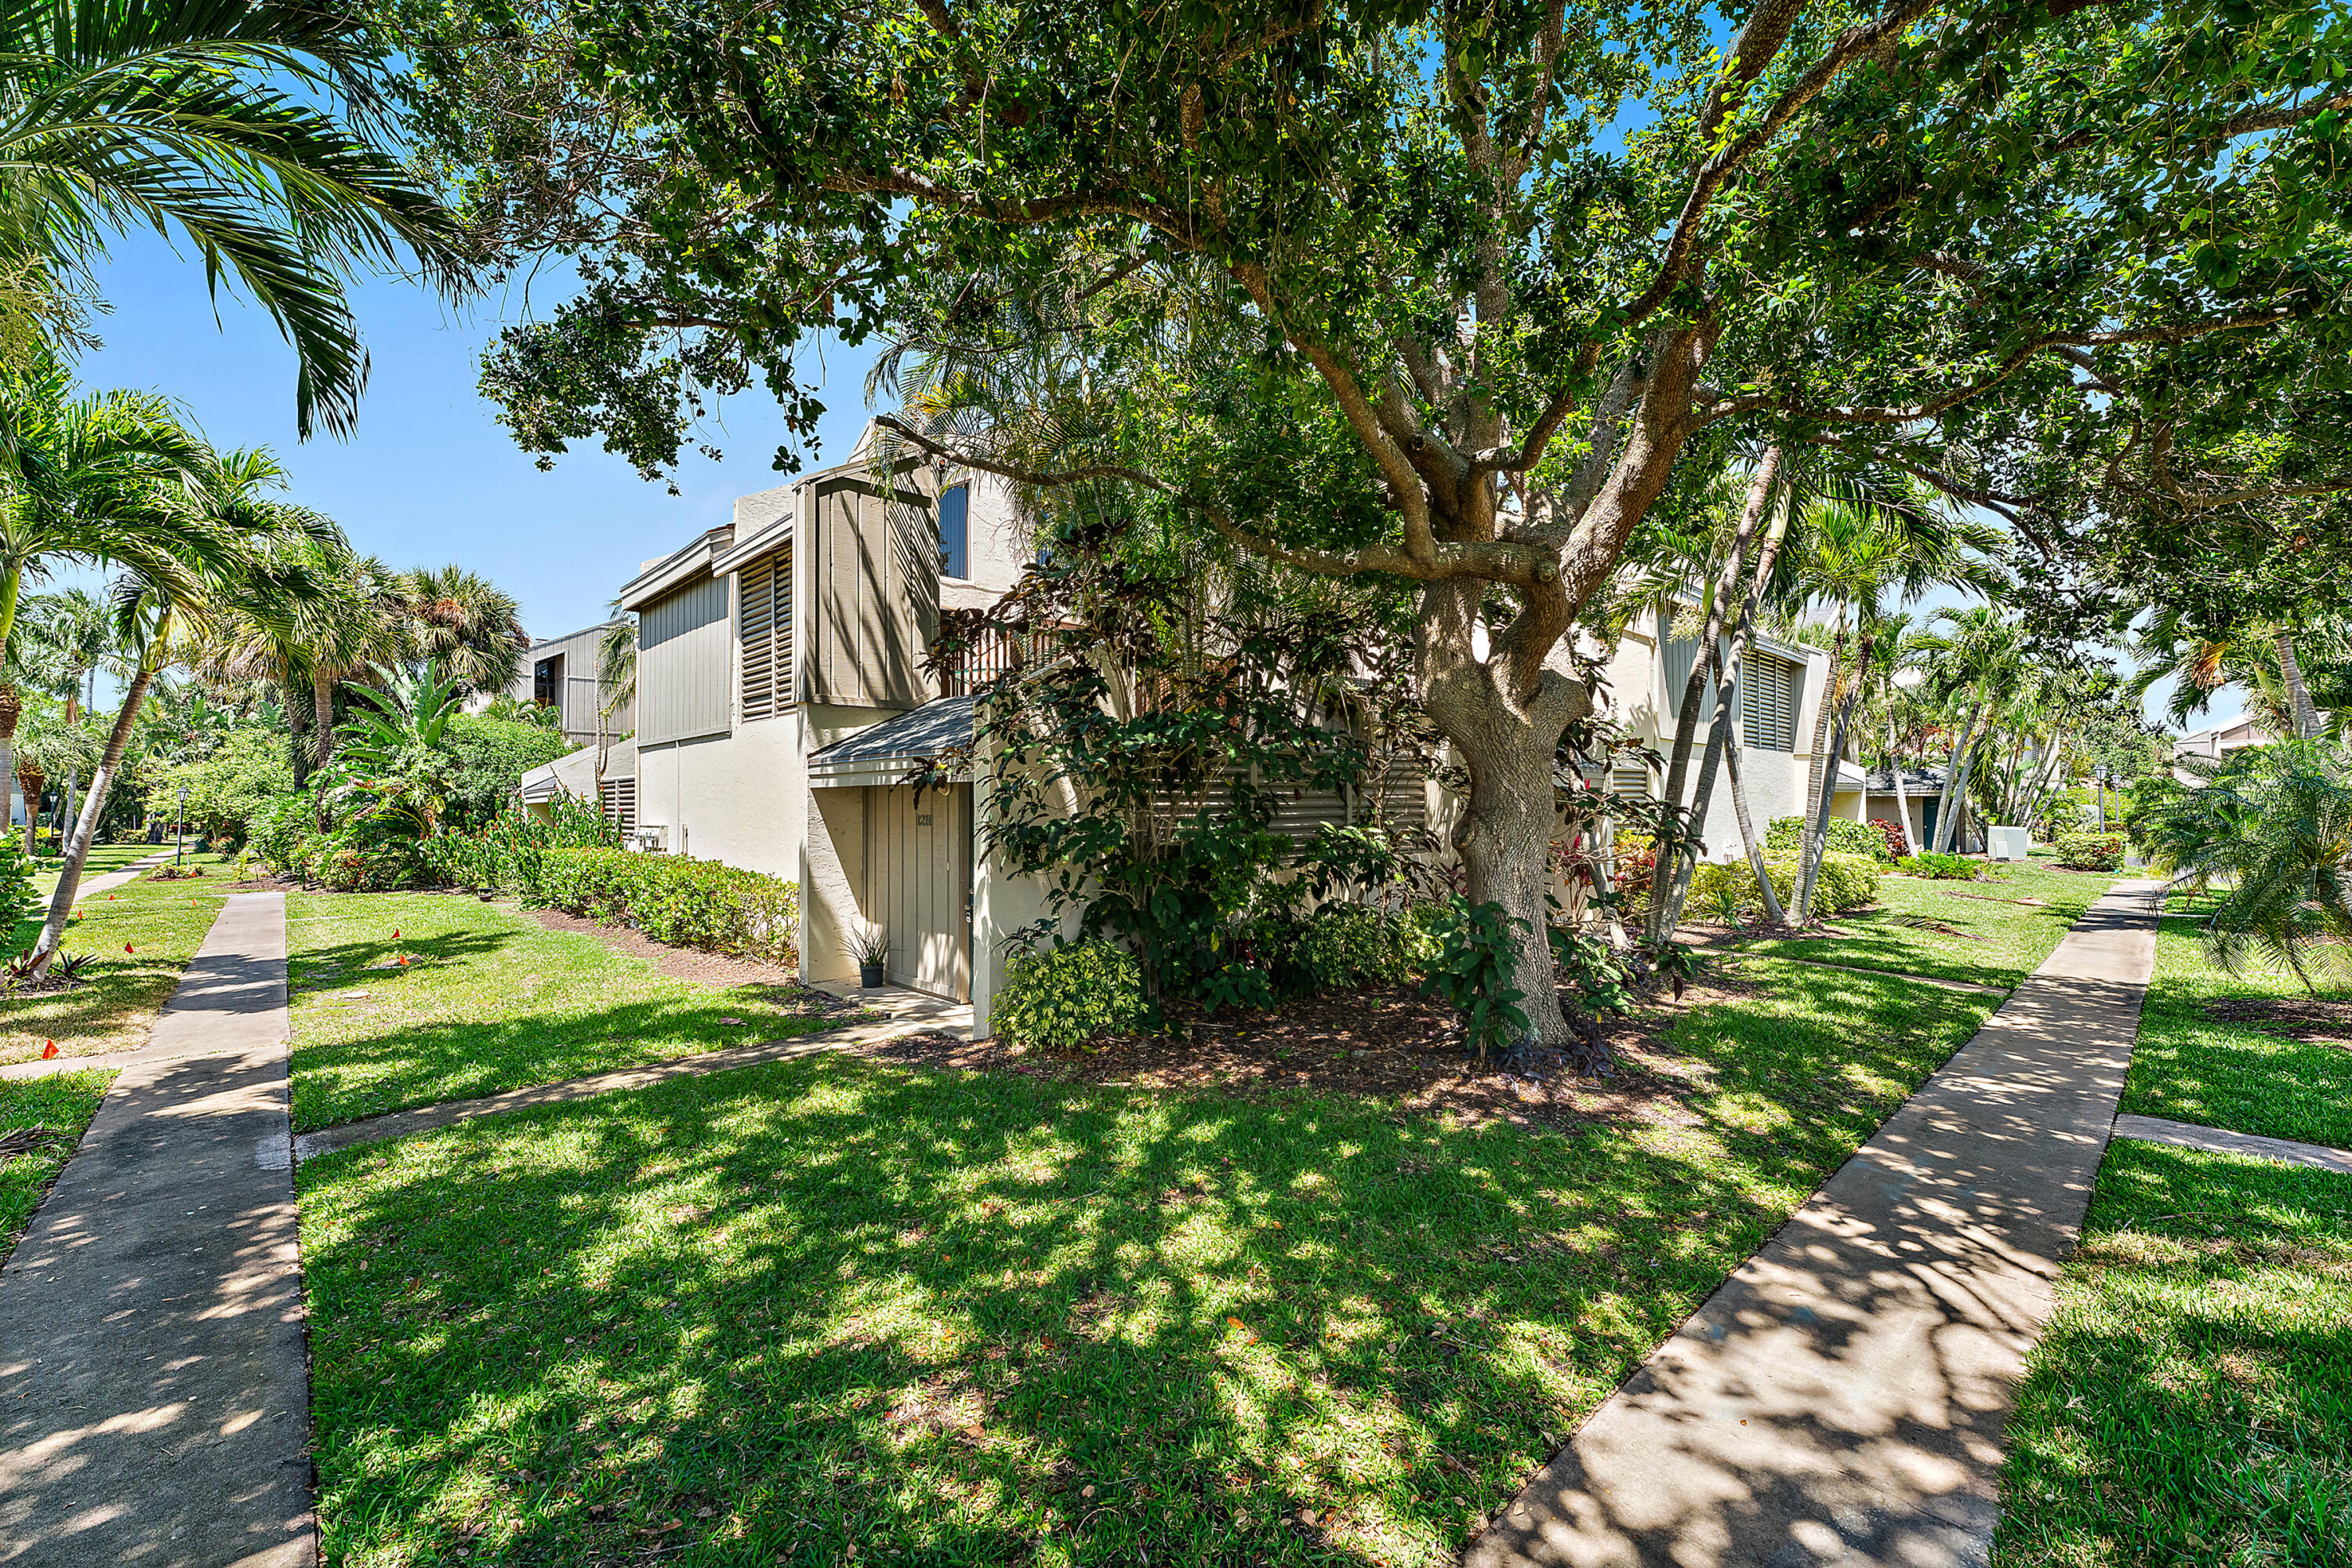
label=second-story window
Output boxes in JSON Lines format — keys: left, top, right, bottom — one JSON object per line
{"left": 939, "top": 483, "right": 970, "bottom": 579}
{"left": 533, "top": 655, "right": 561, "bottom": 709}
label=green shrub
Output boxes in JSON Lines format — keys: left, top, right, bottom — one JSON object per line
{"left": 994, "top": 939, "right": 1148, "bottom": 1049}
{"left": 441, "top": 716, "right": 576, "bottom": 831}
{"left": 1896, "top": 851, "right": 1980, "bottom": 880}
{"left": 245, "top": 794, "right": 320, "bottom": 874}
{"left": 301, "top": 818, "right": 424, "bottom": 891}
{"left": 526, "top": 848, "right": 800, "bottom": 967}
{"left": 0, "top": 839, "right": 38, "bottom": 947}
{"left": 2050, "top": 829, "right": 2126, "bottom": 872}
{"left": 146, "top": 730, "right": 294, "bottom": 849}
{"left": 1766, "top": 815, "right": 1893, "bottom": 862}
{"left": 416, "top": 798, "right": 621, "bottom": 894}
{"left": 1690, "top": 851, "right": 1882, "bottom": 917}
{"left": 1294, "top": 902, "right": 1417, "bottom": 990}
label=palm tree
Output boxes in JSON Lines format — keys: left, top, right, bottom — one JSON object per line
{"left": 27, "top": 444, "right": 324, "bottom": 974}
{"left": 189, "top": 522, "right": 394, "bottom": 779}
{"left": 393, "top": 564, "right": 526, "bottom": 699}
{"left": 1784, "top": 493, "right": 2001, "bottom": 923}
{"left": 1913, "top": 607, "right": 2025, "bottom": 854}
{"left": 0, "top": 354, "right": 203, "bottom": 804}
{"left": 595, "top": 606, "right": 637, "bottom": 793}
{"left": 24, "top": 587, "right": 114, "bottom": 848}
{"left": 2143, "top": 739, "right": 2352, "bottom": 991}
{"left": 0, "top": 0, "right": 466, "bottom": 437}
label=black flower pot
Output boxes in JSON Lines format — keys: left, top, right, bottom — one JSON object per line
{"left": 860, "top": 962, "right": 886, "bottom": 989}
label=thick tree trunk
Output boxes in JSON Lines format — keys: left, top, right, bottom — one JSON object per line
{"left": 30, "top": 624, "right": 167, "bottom": 976}
{"left": 17, "top": 768, "right": 42, "bottom": 856}
{"left": 1420, "top": 586, "right": 1590, "bottom": 1061}
{"left": 313, "top": 669, "right": 340, "bottom": 771}
{"left": 1721, "top": 727, "right": 1784, "bottom": 923}
{"left": 1931, "top": 702, "right": 1984, "bottom": 853}
{"left": 1940, "top": 740, "right": 1985, "bottom": 854}
{"left": 1794, "top": 615, "right": 1853, "bottom": 920}
{"left": 2275, "top": 629, "right": 2323, "bottom": 739}
{"left": 1669, "top": 448, "right": 1791, "bottom": 930}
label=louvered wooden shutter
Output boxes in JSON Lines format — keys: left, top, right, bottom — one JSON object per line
{"left": 737, "top": 546, "right": 792, "bottom": 721}
{"left": 1740, "top": 656, "right": 1797, "bottom": 750}
{"left": 598, "top": 776, "right": 637, "bottom": 833}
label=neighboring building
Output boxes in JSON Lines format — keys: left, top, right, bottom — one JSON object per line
{"left": 512, "top": 621, "right": 633, "bottom": 749}
{"left": 2172, "top": 713, "right": 2273, "bottom": 782}
{"left": 1592, "top": 615, "right": 1841, "bottom": 864}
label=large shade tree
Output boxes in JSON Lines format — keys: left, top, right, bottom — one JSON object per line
{"left": 399, "top": 0, "right": 2352, "bottom": 1049}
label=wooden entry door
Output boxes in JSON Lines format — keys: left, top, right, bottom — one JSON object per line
{"left": 865, "top": 783, "right": 971, "bottom": 1000}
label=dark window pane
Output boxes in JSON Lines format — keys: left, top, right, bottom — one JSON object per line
{"left": 939, "top": 484, "right": 970, "bottom": 579}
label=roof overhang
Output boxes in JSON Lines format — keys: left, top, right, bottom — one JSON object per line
{"left": 807, "top": 696, "right": 975, "bottom": 787}
{"left": 619, "top": 528, "right": 734, "bottom": 610}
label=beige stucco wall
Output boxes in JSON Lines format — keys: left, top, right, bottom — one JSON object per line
{"left": 1593, "top": 619, "right": 1828, "bottom": 863}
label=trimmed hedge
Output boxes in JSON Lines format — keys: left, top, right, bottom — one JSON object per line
{"left": 528, "top": 848, "right": 800, "bottom": 967}
{"left": 2051, "top": 829, "right": 2126, "bottom": 872}
{"left": 1896, "top": 851, "right": 1980, "bottom": 880}
{"left": 1691, "top": 851, "right": 1882, "bottom": 920}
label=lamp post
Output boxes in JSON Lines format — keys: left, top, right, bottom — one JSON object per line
{"left": 175, "top": 784, "right": 188, "bottom": 873}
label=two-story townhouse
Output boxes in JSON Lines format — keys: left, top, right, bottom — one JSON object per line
{"left": 523, "top": 426, "right": 1867, "bottom": 1037}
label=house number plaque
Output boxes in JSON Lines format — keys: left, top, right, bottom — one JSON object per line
{"left": 915, "top": 814, "right": 933, "bottom": 826}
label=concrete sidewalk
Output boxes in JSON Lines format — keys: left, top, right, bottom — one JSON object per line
{"left": 1468, "top": 880, "right": 2161, "bottom": 1568}
{"left": 0, "top": 894, "right": 310, "bottom": 1568}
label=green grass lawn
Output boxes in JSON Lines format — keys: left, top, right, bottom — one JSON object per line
{"left": 1995, "top": 1140, "right": 2352, "bottom": 1567}
{"left": 2, "top": 855, "right": 230, "bottom": 1065}
{"left": 299, "top": 956, "right": 1991, "bottom": 1568}
{"left": 286, "top": 891, "right": 851, "bottom": 1132}
{"left": 1727, "top": 860, "right": 2120, "bottom": 989}
{"left": 2117, "top": 894, "right": 2352, "bottom": 1151}
{"left": 0, "top": 1069, "right": 112, "bottom": 1265}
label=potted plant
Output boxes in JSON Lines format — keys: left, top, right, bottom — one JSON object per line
{"left": 848, "top": 923, "right": 891, "bottom": 989}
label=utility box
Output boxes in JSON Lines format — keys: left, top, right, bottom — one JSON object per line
{"left": 1988, "top": 825, "right": 2033, "bottom": 862}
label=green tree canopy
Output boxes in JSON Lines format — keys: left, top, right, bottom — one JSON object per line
{"left": 396, "top": 0, "right": 2352, "bottom": 1045}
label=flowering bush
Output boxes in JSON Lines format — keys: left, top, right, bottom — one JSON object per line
{"left": 1870, "top": 817, "right": 1911, "bottom": 858}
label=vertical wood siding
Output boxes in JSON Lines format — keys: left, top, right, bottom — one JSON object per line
{"left": 807, "top": 476, "right": 938, "bottom": 709}
{"left": 637, "top": 576, "right": 732, "bottom": 743}
{"left": 865, "top": 783, "right": 970, "bottom": 1000}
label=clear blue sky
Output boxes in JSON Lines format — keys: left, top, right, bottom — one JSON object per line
{"left": 71, "top": 228, "right": 2238, "bottom": 730}
{"left": 74, "top": 230, "right": 885, "bottom": 644}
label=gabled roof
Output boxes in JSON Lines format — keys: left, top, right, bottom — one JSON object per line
{"left": 806, "top": 696, "right": 974, "bottom": 785}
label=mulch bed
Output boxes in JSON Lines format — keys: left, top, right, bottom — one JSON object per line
{"left": 853, "top": 978, "right": 1749, "bottom": 1134}
{"left": 2204, "top": 996, "right": 2352, "bottom": 1047}
{"left": 524, "top": 906, "right": 811, "bottom": 992}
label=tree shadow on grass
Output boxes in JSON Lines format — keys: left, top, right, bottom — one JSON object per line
{"left": 294, "top": 961, "right": 1994, "bottom": 1568}
{"left": 1997, "top": 1142, "right": 2352, "bottom": 1566}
